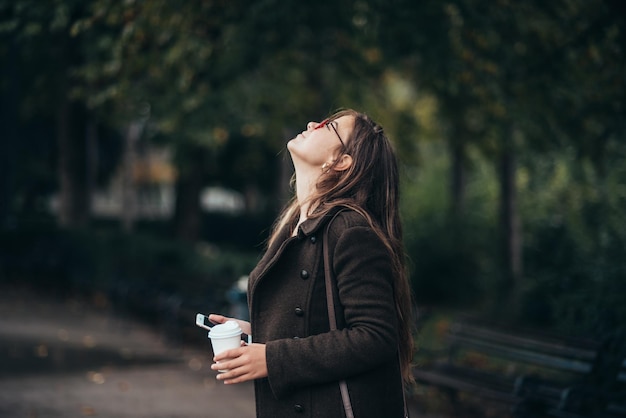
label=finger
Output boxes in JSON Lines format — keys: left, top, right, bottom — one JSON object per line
{"left": 212, "top": 361, "right": 233, "bottom": 374}
{"left": 213, "top": 359, "right": 247, "bottom": 380}
{"left": 215, "top": 365, "right": 239, "bottom": 379}
{"left": 213, "top": 350, "right": 249, "bottom": 373}
{"left": 216, "top": 360, "right": 262, "bottom": 384}
{"left": 208, "top": 314, "right": 228, "bottom": 325}
{"left": 217, "top": 366, "right": 249, "bottom": 384}
{"left": 221, "top": 374, "right": 245, "bottom": 385}
{"left": 213, "top": 347, "right": 242, "bottom": 362}
{"left": 221, "top": 364, "right": 263, "bottom": 385}
{"left": 212, "top": 354, "right": 244, "bottom": 372}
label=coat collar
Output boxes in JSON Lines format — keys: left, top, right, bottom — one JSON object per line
{"left": 297, "top": 206, "right": 346, "bottom": 238}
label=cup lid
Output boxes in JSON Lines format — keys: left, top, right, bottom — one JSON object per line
{"left": 208, "top": 320, "right": 242, "bottom": 339}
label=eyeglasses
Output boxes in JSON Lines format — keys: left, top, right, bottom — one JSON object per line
{"left": 315, "top": 118, "right": 346, "bottom": 150}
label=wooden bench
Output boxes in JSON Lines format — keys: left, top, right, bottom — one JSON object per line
{"left": 412, "top": 316, "right": 622, "bottom": 417}
{"left": 545, "top": 352, "right": 626, "bottom": 418}
{"left": 607, "top": 357, "right": 626, "bottom": 416}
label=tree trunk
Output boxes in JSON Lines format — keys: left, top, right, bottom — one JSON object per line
{"left": 57, "top": 101, "right": 90, "bottom": 228}
{"left": 86, "top": 118, "right": 98, "bottom": 213}
{"left": 244, "top": 184, "right": 260, "bottom": 214}
{"left": 449, "top": 134, "right": 466, "bottom": 219}
{"left": 121, "top": 121, "right": 143, "bottom": 233}
{"left": 174, "top": 146, "right": 205, "bottom": 242}
{"left": 0, "top": 34, "right": 18, "bottom": 227}
{"left": 442, "top": 95, "right": 468, "bottom": 223}
{"left": 55, "top": 29, "right": 90, "bottom": 229}
{"left": 498, "top": 127, "right": 523, "bottom": 316}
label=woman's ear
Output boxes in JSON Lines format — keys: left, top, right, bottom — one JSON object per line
{"left": 333, "top": 154, "right": 353, "bottom": 172}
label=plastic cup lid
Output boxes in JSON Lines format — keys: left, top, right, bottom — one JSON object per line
{"left": 208, "top": 320, "right": 242, "bottom": 339}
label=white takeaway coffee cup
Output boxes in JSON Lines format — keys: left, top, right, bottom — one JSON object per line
{"left": 208, "top": 320, "right": 243, "bottom": 371}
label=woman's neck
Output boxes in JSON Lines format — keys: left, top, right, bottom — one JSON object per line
{"left": 293, "top": 170, "right": 317, "bottom": 235}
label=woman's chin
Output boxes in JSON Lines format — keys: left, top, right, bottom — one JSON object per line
{"left": 286, "top": 137, "right": 303, "bottom": 153}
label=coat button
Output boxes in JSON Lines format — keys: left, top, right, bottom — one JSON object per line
{"left": 294, "top": 307, "right": 304, "bottom": 316}
{"left": 310, "top": 236, "right": 316, "bottom": 243}
{"left": 300, "top": 270, "right": 310, "bottom": 280}
{"left": 294, "top": 404, "right": 304, "bottom": 413}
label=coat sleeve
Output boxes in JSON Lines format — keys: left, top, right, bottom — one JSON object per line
{"left": 265, "top": 223, "right": 399, "bottom": 399}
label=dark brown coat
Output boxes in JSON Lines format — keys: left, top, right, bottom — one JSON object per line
{"left": 248, "top": 208, "right": 405, "bottom": 418}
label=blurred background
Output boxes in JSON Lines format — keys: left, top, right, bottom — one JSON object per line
{"left": 0, "top": 0, "right": 625, "bottom": 417}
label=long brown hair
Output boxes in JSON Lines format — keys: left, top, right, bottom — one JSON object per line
{"left": 270, "top": 109, "right": 415, "bottom": 384}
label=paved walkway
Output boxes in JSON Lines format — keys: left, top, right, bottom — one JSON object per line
{"left": 0, "top": 286, "right": 255, "bottom": 418}
{"left": 0, "top": 285, "right": 439, "bottom": 418}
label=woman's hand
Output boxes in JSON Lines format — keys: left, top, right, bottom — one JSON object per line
{"left": 208, "top": 313, "right": 251, "bottom": 337}
{"left": 211, "top": 343, "right": 268, "bottom": 384}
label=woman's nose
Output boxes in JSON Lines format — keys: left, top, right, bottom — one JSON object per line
{"left": 307, "top": 122, "right": 316, "bottom": 130}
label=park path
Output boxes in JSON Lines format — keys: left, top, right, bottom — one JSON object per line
{"left": 0, "top": 285, "right": 255, "bottom": 418}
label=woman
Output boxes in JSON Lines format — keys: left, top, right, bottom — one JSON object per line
{"left": 209, "top": 109, "right": 414, "bottom": 418}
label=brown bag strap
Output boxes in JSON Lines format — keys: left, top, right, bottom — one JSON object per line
{"left": 323, "top": 212, "right": 409, "bottom": 418}
{"left": 323, "top": 212, "right": 354, "bottom": 418}
{"left": 323, "top": 215, "right": 341, "bottom": 334}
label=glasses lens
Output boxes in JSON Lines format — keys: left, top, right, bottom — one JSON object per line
{"left": 315, "top": 119, "right": 345, "bottom": 149}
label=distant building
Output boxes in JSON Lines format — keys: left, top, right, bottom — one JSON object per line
{"left": 50, "top": 146, "right": 245, "bottom": 220}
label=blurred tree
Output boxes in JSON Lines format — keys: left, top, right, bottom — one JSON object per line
{"left": 70, "top": 0, "right": 246, "bottom": 238}
{"left": 70, "top": 0, "right": 386, "bottom": 239}
{"left": 1, "top": 0, "right": 624, "bottom": 337}
{"left": 453, "top": 0, "right": 624, "bottom": 313}
{"left": 0, "top": 0, "right": 92, "bottom": 228}
{"left": 375, "top": 0, "right": 625, "bottom": 316}
{"left": 2, "top": 0, "right": 391, "bottom": 238}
